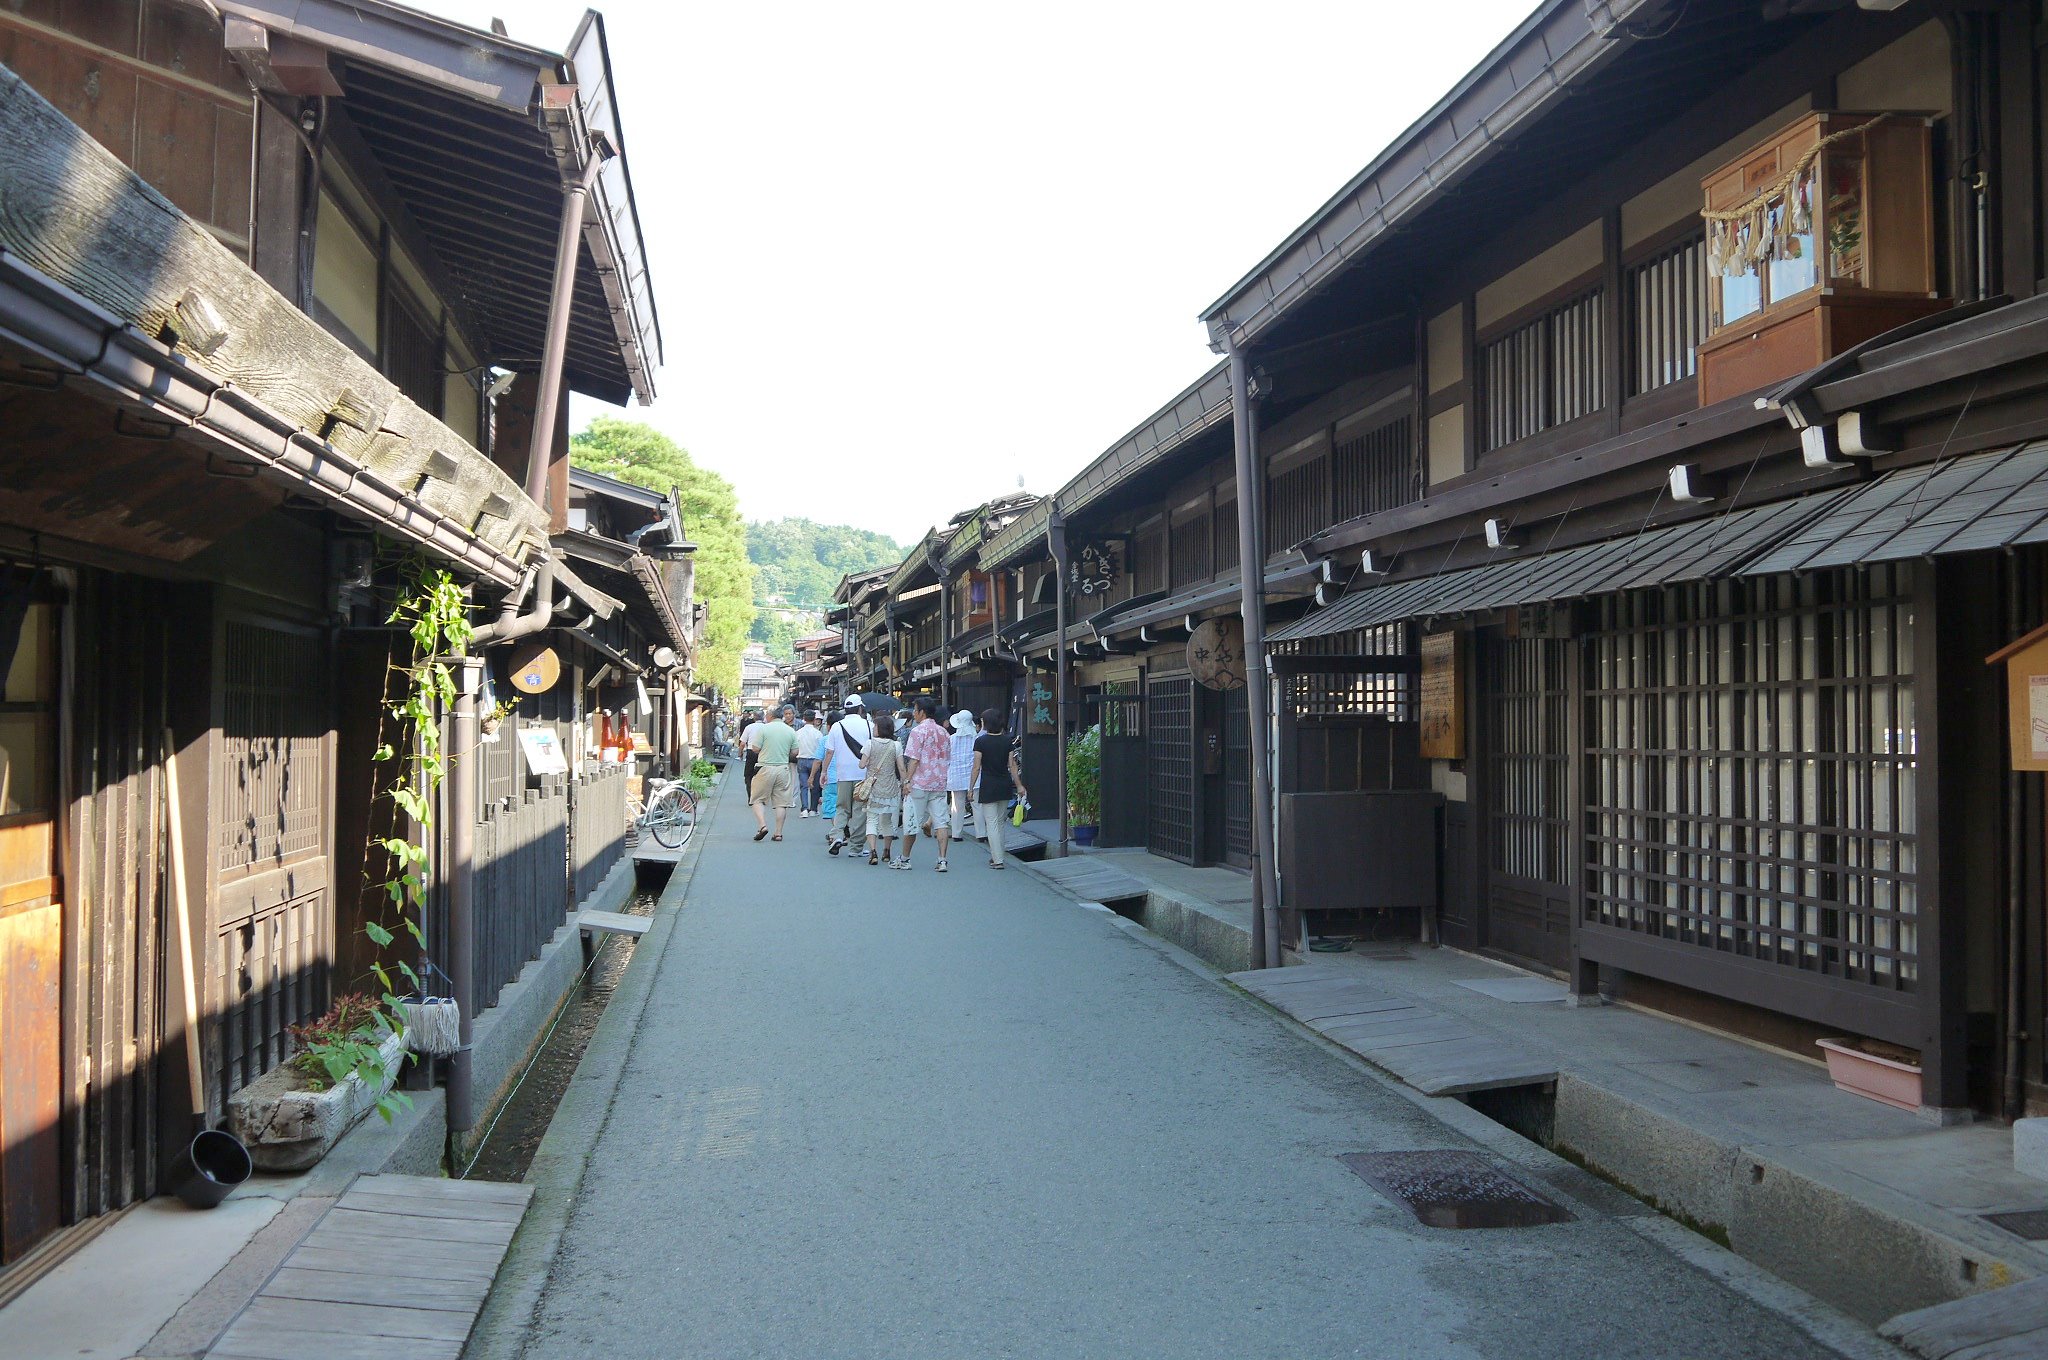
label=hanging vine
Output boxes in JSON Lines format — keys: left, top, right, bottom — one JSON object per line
{"left": 297, "top": 554, "right": 473, "bottom": 1120}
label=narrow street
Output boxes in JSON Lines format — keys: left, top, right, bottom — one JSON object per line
{"left": 481, "top": 784, "right": 1873, "bottom": 1360}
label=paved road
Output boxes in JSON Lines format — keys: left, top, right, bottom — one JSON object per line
{"left": 498, "top": 783, "right": 1870, "bottom": 1360}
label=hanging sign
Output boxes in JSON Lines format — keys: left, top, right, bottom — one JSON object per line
{"left": 517, "top": 726, "right": 569, "bottom": 776}
{"left": 636, "top": 675, "right": 653, "bottom": 717}
{"left": 1026, "top": 671, "right": 1057, "bottom": 735}
{"left": 1187, "top": 617, "right": 1246, "bottom": 691}
{"left": 507, "top": 638, "right": 560, "bottom": 694}
{"left": 1419, "top": 629, "right": 1464, "bottom": 760}
{"left": 1069, "top": 542, "right": 1120, "bottom": 596}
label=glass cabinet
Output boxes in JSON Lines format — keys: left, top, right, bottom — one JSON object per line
{"left": 1697, "top": 111, "right": 1942, "bottom": 406}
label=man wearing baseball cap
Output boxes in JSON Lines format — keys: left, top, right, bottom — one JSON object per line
{"left": 823, "top": 695, "right": 872, "bottom": 855}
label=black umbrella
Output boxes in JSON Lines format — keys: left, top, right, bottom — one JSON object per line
{"left": 853, "top": 692, "right": 902, "bottom": 715}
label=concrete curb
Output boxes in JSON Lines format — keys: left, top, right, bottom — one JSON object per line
{"left": 464, "top": 782, "right": 726, "bottom": 1360}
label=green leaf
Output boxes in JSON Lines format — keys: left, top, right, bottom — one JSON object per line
{"left": 363, "top": 921, "right": 394, "bottom": 947}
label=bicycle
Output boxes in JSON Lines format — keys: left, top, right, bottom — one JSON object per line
{"left": 637, "top": 777, "right": 698, "bottom": 850}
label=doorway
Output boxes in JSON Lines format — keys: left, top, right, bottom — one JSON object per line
{"left": 1477, "top": 631, "right": 1573, "bottom": 972}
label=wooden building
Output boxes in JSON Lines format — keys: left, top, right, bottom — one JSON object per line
{"left": 959, "top": 0, "right": 2048, "bottom": 1119}
{"left": 0, "top": 0, "right": 660, "bottom": 1279}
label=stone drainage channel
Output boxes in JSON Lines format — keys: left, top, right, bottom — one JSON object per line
{"left": 460, "top": 888, "right": 659, "bottom": 1183}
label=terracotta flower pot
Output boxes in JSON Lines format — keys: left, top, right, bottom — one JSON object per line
{"left": 1816, "top": 1037, "right": 1921, "bottom": 1112}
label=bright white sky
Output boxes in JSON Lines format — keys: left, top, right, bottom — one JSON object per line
{"left": 417, "top": 0, "right": 1538, "bottom": 544}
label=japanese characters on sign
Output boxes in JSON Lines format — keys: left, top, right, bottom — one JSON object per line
{"left": 1187, "top": 617, "right": 1246, "bottom": 691}
{"left": 1069, "top": 542, "right": 1119, "bottom": 596}
{"left": 1027, "top": 674, "right": 1057, "bottom": 735}
{"left": 1419, "top": 630, "right": 1463, "bottom": 760}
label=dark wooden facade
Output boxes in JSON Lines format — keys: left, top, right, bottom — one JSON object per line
{"left": 0, "top": 0, "right": 659, "bottom": 1278}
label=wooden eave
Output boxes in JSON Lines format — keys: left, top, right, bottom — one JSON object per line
{"left": 0, "top": 63, "right": 547, "bottom": 585}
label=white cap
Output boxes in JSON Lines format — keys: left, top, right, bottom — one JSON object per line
{"left": 843, "top": 695, "right": 865, "bottom": 709}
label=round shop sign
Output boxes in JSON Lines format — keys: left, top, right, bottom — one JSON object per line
{"left": 1187, "top": 617, "right": 1246, "bottom": 691}
{"left": 507, "top": 639, "right": 561, "bottom": 694}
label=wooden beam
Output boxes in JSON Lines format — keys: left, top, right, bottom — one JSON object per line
{"left": 0, "top": 62, "right": 547, "bottom": 569}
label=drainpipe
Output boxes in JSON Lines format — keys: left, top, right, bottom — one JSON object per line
{"left": 938, "top": 564, "right": 952, "bottom": 710}
{"left": 1229, "top": 346, "right": 1282, "bottom": 969}
{"left": 525, "top": 136, "right": 615, "bottom": 513}
{"left": 1049, "top": 504, "right": 1069, "bottom": 858}
{"left": 446, "top": 655, "right": 481, "bottom": 1135}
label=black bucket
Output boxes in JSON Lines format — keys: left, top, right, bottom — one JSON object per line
{"left": 168, "top": 1128, "right": 253, "bottom": 1209}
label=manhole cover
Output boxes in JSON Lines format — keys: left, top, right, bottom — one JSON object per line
{"left": 1985, "top": 1208, "right": 2048, "bottom": 1241}
{"left": 1338, "top": 1149, "right": 1574, "bottom": 1229}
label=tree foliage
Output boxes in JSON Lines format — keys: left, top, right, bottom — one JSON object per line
{"left": 747, "top": 518, "right": 905, "bottom": 610}
{"left": 570, "top": 418, "right": 753, "bottom": 695}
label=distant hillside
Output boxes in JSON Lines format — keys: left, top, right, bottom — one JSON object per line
{"left": 747, "top": 518, "right": 905, "bottom": 660}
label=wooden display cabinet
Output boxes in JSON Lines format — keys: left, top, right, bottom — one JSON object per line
{"left": 1696, "top": 110, "right": 1944, "bottom": 406}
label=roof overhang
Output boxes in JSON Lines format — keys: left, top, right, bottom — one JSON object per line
{"left": 220, "top": 2, "right": 660, "bottom": 405}
{"left": 1199, "top": 0, "right": 1661, "bottom": 352}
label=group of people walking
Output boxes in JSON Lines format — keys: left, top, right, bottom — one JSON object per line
{"left": 743, "top": 695, "right": 1028, "bottom": 871}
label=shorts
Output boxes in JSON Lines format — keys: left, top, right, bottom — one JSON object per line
{"left": 864, "top": 795, "right": 902, "bottom": 838}
{"left": 904, "top": 788, "right": 948, "bottom": 835}
{"left": 749, "top": 763, "right": 795, "bottom": 809}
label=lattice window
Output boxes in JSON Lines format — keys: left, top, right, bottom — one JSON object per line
{"left": 1583, "top": 567, "right": 1917, "bottom": 990}
{"left": 219, "top": 621, "right": 328, "bottom": 873}
{"left": 1214, "top": 498, "right": 1240, "bottom": 575}
{"left": 1099, "top": 679, "right": 1143, "bottom": 737}
{"left": 1268, "top": 453, "right": 1327, "bottom": 552}
{"left": 1628, "top": 232, "right": 1707, "bottom": 395}
{"left": 1487, "top": 636, "right": 1572, "bottom": 884}
{"left": 1275, "top": 625, "right": 1415, "bottom": 722}
{"left": 1148, "top": 675, "right": 1194, "bottom": 861}
{"left": 1332, "top": 415, "right": 1416, "bottom": 521}
{"left": 1479, "top": 287, "right": 1604, "bottom": 452}
{"left": 1170, "top": 513, "right": 1212, "bottom": 589}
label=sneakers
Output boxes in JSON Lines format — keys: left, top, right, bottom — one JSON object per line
{"left": 935, "top": 859, "right": 948, "bottom": 873}
{"left": 829, "top": 839, "right": 843, "bottom": 856}
{"left": 891, "top": 859, "right": 913, "bottom": 871}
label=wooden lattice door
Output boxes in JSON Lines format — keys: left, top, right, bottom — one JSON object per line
{"left": 1479, "top": 632, "right": 1574, "bottom": 972}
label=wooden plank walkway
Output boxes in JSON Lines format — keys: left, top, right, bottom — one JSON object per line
{"left": 1226, "top": 965, "right": 1555, "bottom": 1096}
{"left": 1027, "top": 854, "right": 1150, "bottom": 905}
{"left": 205, "top": 1174, "right": 533, "bottom": 1360}
{"left": 1880, "top": 1276, "right": 2048, "bottom": 1358}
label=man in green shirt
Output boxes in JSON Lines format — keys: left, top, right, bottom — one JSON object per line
{"left": 747, "top": 704, "right": 801, "bottom": 842}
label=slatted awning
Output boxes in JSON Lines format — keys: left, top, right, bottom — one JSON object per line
{"left": 1740, "top": 441, "right": 2048, "bottom": 576}
{"left": 1269, "top": 492, "right": 1850, "bottom": 642}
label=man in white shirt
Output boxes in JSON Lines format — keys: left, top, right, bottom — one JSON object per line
{"left": 823, "top": 696, "right": 874, "bottom": 855}
{"left": 792, "top": 712, "right": 826, "bottom": 818}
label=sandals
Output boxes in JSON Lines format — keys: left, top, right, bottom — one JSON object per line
{"left": 771, "top": 834, "right": 783, "bottom": 842}
{"left": 868, "top": 851, "right": 879, "bottom": 865}
{"left": 753, "top": 828, "right": 769, "bottom": 842}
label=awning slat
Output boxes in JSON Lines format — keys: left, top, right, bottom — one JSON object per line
{"left": 1268, "top": 491, "right": 1859, "bottom": 644}
{"left": 1742, "top": 441, "right": 2048, "bottom": 576}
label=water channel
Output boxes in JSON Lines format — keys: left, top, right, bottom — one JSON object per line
{"left": 462, "top": 886, "right": 659, "bottom": 1183}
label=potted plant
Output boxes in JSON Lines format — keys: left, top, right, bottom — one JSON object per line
{"left": 1067, "top": 724, "right": 1102, "bottom": 846}
{"left": 225, "top": 992, "right": 409, "bottom": 1170}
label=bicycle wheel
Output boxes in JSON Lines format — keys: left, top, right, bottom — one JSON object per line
{"left": 648, "top": 786, "right": 697, "bottom": 848}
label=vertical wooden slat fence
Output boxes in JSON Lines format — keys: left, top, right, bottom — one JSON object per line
{"left": 571, "top": 766, "right": 628, "bottom": 905}
{"left": 471, "top": 784, "right": 569, "bottom": 1009}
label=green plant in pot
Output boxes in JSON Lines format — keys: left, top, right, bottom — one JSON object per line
{"left": 1067, "top": 724, "right": 1102, "bottom": 846}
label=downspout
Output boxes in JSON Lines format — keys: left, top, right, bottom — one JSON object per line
{"left": 525, "top": 137, "right": 615, "bottom": 513}
{"left": 1049, "top": 504, "right": 1069, "bottom": 858}
{"left": 1229, "top": 346, "right": 1282, "bottom": 969}
{"left": 938, "top": 565, "right": 952, "bottom": 710}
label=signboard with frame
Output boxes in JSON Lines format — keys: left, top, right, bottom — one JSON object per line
{"left": 1419, "top": 629, "right": 1464, "bottom": 760}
